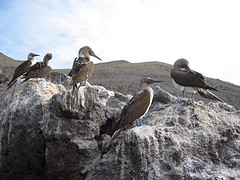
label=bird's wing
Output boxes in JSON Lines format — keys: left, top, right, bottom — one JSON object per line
{"left": 23, "top": 62, "right": 51, "bottom": 78}
{"left": 116, "top": 89, "right": 151, "bottom": 129}
{"left": 68, "top": 57, "right": 78, "bottom": 77}
{"left": 171, "top": 69, "right": 211, "bottom": 89}
{"left": 8, "top": 60, "right": 31, "bottom": 85}
{"left": 71, "top": 62, "right": 94, "bottom": 85}
{"left": 197, "top": 88, "right": 224, "bottom": 103}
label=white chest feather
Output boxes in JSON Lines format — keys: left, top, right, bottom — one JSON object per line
{"left": 31, "top": 58, "right": 36, "bottom": 66}
{"left": 140, "top": 87, "right": 153, "bottom": 119}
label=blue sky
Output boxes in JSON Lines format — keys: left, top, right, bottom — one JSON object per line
{"left": 1, "top": 0, "right": 240, "bottom": 86}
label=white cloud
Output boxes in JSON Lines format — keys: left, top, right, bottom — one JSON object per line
{"left": 0, "top": 0, "right": 240, "bottom": 85}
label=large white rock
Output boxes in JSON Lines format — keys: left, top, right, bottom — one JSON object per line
{"left": 0, "top": 72, "right": 240, "bottom": 179}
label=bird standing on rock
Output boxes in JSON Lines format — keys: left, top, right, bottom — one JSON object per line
{"left": 171, "top": 58, "right": 224, "bottom": 102}
{"left": 22, "top": 53, "right": 52, "bottom": 83}
{"left": 68, "top": 46, "right": 101, "bottom": 78}
{"left": 69, "top": 46, "right": 101, "bottom": 96}
{"left": 105, "top": 77, "right": 161, "bottom": 149}
{"left": 7, "top": 53, "right": 39, "bottom": 90}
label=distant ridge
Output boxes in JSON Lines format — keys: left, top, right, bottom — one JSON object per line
{"left": 0, "top": 52, "right": 24, "bottom": 67}
{"left": 98, "top": 60, "right": 130, "bottom": 64}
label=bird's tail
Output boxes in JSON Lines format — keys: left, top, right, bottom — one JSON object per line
{"left": 7, "top": 79, "right": 17, "bottom": 90}
{"left": 197, "top": 88, "right": 224, "bottom": 103}
{"left": 206, "top": 85, "right": 218, "bottom": 91}
{"left": 104, "top": 128, "right": 123, "bottom": 149}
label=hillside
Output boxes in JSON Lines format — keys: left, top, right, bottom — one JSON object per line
{"left": 0, "top": 53, "right": 240, "bottom": 109}
{"left": 0, "top": 53, "right": 24, "bottom": 67}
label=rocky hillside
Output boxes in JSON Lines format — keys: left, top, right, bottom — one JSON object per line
{"left": 1, "top": 52, "right": 240, "bottom": 109}
{"left": 0, "top": 72, "right": 239, "bottom": 179}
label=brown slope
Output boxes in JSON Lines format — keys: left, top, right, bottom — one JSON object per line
{"left": 1, "top": 52, "right": 240, "bottom": 109}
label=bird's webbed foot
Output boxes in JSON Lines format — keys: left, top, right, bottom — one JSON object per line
{"left": 136, "top": 118, "right": 153, "bottom": 126}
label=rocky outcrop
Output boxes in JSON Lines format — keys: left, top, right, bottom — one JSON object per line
{"left": 0, "top": 72, "right": 240, "bottom": 179}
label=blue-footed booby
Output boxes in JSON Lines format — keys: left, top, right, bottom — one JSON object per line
{"left": 171, "top": 58, "right": 224, "bottom": 102}
{"left": 69, "top": 46, "right": 101, "bottom": 96}
{"left": 105, "top": 78, "right": 161, "bottom": 149}
{"left": 22, "top": 53, "right": 52, "bottom": 83}
{"left": 0, "top": 70, "right": 9, "bottom": 84}
{"left": 68, "top": 46, "right": 101, "bottom": 77}
{"left": 7, "top": 53, "right": 39, "bottom": 89}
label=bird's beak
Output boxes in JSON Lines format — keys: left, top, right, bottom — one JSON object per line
{"left": 89, "top": 51, "right": 102, "bottom": 61}
{"left": 33, "top": 54, "right": 40, "bottom": 57}
{"left": 183, "top": 64, "right": 191, "bottom": 71}
{"left": 147, "top": 79, "right": 162, "bottom": 84}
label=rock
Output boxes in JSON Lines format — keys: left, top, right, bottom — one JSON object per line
{"left": 0, "top": 69, "right": 9, "bottom": 84}
{"left": 153, "top": 86, "right": 177, "bottom": 104}
{"left": 87, "top": 100, "right": 240, "bottom": 180}
{"left": 0, "top": 72, "right": 127, "bottom": 179}
{"left": 0, "top": 72, "right": 240, "bottom": 179}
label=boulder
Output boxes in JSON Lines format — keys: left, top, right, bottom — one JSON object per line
{"left": 0, "top": 72, "right": 239, "bottom": 179}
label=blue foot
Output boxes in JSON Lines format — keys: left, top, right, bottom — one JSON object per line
{"left": 182, "top": 90, "right": 185, "bottom": 98}
{"left": 136, "top": 119, "right": 153, "bottom": 126}
{"left": 84, "top": 80, "right": 87, "bottom": 86}
{"left": 191, "top": 93, "right": 195, "bottom": 99}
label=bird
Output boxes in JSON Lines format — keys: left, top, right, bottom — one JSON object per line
{"left": 105, "top": 78, "right": 161, "bottom": 149}
{"left": 22, "top": 53, "right": 52, "bottom": 83}
{"left": 70, "top": 61, "right": 94, "bottom": 96}
{"left": 171, "top": 58, "right": 224, "bottom": 102}
{"left": 69, "top": 46, "right": 101, "bottom": 96}
{"left": 7, "top": 53, "right": 39, "bottom": 90}
{"left": 0, "top": 69, "right": 9, "bottom": 84}
{"left": 68, "top": 46, "right": 101, "bottom": 78}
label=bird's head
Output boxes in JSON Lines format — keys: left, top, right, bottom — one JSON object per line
{"left": 78, "top": 46, "right": 102, "bottom": 61}
{"left": 173, "top": 58, "right": 190, "bottom": 71}
{"left": 43, "top": 53, "right": 52, "bottom": 63}
{"left": 28, "top": 52, "right": 39, "bottom": 60}
{"left": 139, "top": 77, "right": 162, "bottom": 90}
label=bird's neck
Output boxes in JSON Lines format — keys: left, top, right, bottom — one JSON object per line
{"left": 79, "top": 51, "right": 89, "bottom": 59}
{"left": 139, "top": 85, "right": 153, "bottom": 95}
{"left": 79, "top": 56, "right": 90, "bottom": 63}
{"left": 31, "top": 58, "right": 36, "bottom": 66}
{"left": 45, "top": 60, "right": 50, "bottom": 66}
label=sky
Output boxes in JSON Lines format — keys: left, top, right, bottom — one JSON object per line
{"left": 0, "top": 0, "right": 240, "bottom": 86}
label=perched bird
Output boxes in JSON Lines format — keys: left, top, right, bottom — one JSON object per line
{"left": 105, "top": 78, "right": 161, "bottom": 148}
{"left": 68, "top": 46, "right": 101, "bottom": 77}
{"left": 171, "top": 58, "right": 224, "bottom": 102}
{"left": 69, "top": 46, "right": 101, "bottom": 96}
{"left": 0, "top": 69, "right": 9, "bottom": 84}
{"left": 22, "top": 53, "right": 52, "bottom": 83}
{"left": 7, "top": 53, "right": 39, "bottom": 89}
{"left": 70, "top": 61, "right": 95, "bottom": 96}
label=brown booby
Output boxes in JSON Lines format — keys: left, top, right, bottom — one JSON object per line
{"left": 7, "top": 53, "right": 39, "bottom": 89}
{"left": 171, "top": 58, "right": 224, "bottom": 102}
{"left": 0, "top": 69, "right": 9, "bottom": 84}
{"left": 69, "top": 46, "right": 101, "bottom": 96}
{"left": 22, "top": 53, "right": 52, "bottom": 83}
{"left": 68, "top": 46, "right": 101, "bottom": 77}
{"left": 105, "top": 78, "right": 161, "bottom": 148}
